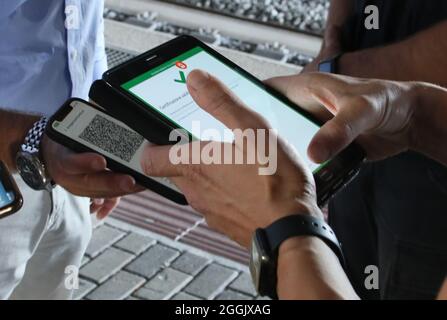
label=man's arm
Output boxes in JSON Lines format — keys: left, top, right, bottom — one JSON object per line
{"left": 324, "top": 0, "right": 354, "bottom": 35}
{"left": 0, "top": 109, "right": 40, "bottom": 170}
{"left": 410, "top": 83, "right": 447, "bottom": 165}
{"left": 277, "top": 236, "right": 359, "bottom": 300}
{"left": 321, "top": 0, "right": 354, "bottom": 52}
{"left": 302, "top": 0, "right": 354, "bottom": 72}
{"left": 339, "top": 21, "right": 447, "bottom": 87}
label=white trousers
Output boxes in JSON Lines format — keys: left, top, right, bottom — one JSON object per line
{"left": 0, "top": 174, "right": 91, "bottom": 300}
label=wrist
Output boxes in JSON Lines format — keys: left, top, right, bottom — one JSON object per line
{"left": 250, "top": 209, "right": 343, "bottom": 299}
{"left": 268, "top": 198, "right": 323, "bottom": 227}
{"left": 277, "top": 236, "right": 351, "bottom": 300}
{"left": 16, "top": 118, "right": 54, "bottom": 191}
{"left": 322, "top": 25, "right": 342, "bottom": 54}
{"left": 314, "top": 27, "right": 343, "bottom": 71}
{"left": 337, "top": 51, "right": 353, "bottom": 76}
{"left": 278, "top": 235, "right": 318, "bottom": 259}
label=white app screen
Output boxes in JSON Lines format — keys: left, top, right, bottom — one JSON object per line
{"left": 123, "top": 47, "right": 321, "bottom": 171}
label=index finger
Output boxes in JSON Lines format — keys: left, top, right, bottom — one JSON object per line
{"left": 265, "top": 72, "right": 356, "bottom": 122}
{"left": 187, "top": 70, "right": 267, "bottom": 130}
{"left": 140, "top": 144, "right": 186, "bottom": 177}
{"left": 60, "top": 152, "right": 107, "bottom": 175}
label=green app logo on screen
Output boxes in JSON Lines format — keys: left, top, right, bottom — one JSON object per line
{"left": 174, "top": 61, "right": 187, "bottom": 84}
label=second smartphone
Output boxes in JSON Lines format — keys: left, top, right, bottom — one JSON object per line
{"left": 46, "top": 98, "right": 187, "bottom": 205}
{"left": 0, "top": 161, "right": 23, "bottom": 219}
{"left": 94, "top": 35, "right": 366, "bottom": 205}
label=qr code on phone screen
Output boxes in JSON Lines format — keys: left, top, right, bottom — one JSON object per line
{"left": 79, "top": 115, "right": 144, "bottom": 162}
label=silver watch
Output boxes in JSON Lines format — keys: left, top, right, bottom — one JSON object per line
{"left": 16, "top": 117, "right": 54, "bottom": 192}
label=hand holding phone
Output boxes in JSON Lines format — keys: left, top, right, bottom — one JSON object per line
{"left": 41, "top": 134, "right": 141, "bottom": 198}
{"left": 140, "top": 69, "right": 324, "bottom": 247}
{"left": 0, "top": 161, "right": 23, "bottom": 218}
{"left": 46, "top": 99, "right": 187, "bottom": 205}
{"left": 94, "top": 35, "right": 365, "bottom": 205}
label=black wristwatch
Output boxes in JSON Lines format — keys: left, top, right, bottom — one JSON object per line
{"left": 249, "top": 214, "right": 345, "bottom": 299}
{"left": 318, "top": 53, "right": 343, "bottom": 74}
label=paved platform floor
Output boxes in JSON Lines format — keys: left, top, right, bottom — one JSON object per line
{"left": 77, "top": 218, "right": 268, "bottom": 300}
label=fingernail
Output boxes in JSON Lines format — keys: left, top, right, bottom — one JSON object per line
{"left": 120, "top": 177, "right": 135, "bottom": 191}
{"left": 187, "top": 70, "right": 210, "bottom": 91}
{"left": 309, "top": 142, "right": 330, "bottom": 163}
{"left": 92, "top": 159, "right": 104, "bottom": 170}
{"left": 94, "top": 198, "right": 105, "bottom": 205}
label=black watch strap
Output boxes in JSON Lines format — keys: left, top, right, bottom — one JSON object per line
{"left": 265, "top": 214, "right": 345, "bottom": 268}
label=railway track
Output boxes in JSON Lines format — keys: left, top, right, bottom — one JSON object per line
{"left": 105, "top": 0, "right": 323, "bottom": 65}
{"left": 157, "top": 0, "right": 328, "bottom": 36}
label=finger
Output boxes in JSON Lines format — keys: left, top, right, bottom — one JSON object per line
{"left": 140, "top": 144, "right": 186, "bottom": 177}
{"left": 264, "top": 75, "right": 296, "bottom": 97}
{"left": 308, "top": 99, "right": 376, "bottom": 163}
{"left": 265, "top": 72, "right": 350, "bottom": 98}
{"left": 90, "top": 198, "right": 105, "bottom": 214}
{"left": 97, "top": 198, "right": 120, "bottom": 220}
{"left": 68, "top": 172, "right": 139, "bottom": 197}
{"left": 141, "top": 140, "right": 232, "bottom": 184}
{"left": 140, "top": 139, "right": 227, "bottom": 179}
{"left": 92, "top": 198, "right": 105, "bottom": 205}
{"left": 187, "top": 70, "right": 266, "bottom": 130}
{"left": 59, "top": 152, "right": 107, "bottom": 175}
{"left": 265, "top": 74, "right": 337, "bottom": 122}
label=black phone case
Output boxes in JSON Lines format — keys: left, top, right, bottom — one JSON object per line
{"left": 89, "top": 36, "right": 366, "bottom": 206}
{"left": 89, "top": 80, "right": 177, "bottom": 146}
{"left": 46, "top": 98, "right": 188, "bottom": 205}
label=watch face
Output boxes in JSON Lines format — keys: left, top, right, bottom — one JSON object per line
{"left": 318, "top": 61, "right": 333, "bottom": 73}
{"left": 16, "top": 153, "right": 46, "bottom": 190}
{"left": 249, "top": 235, "right": 261, "bottom": 292}
{"left": 249, "top": 230, "right": 271, "bottom": 295}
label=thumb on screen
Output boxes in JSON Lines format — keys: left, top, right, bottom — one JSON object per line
{"left": 308, "top": 96, "right": 376, "bottom": 163}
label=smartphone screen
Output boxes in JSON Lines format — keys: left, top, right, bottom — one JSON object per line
{"left": 51, "top": 100, "right": 178, "bottom": 191}
{"left": 0, "top": 163, "right": 16, "bottom": 211}
{"left": 120, "top": 46, "right": 322, "bottom": 172}
{"left": 0, "top": 179, "right": 15, "bottom": 210}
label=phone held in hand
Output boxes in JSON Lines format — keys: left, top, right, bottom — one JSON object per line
{"left": 0, "top": 161, "right": 23, "bottom": 219}
{"left": 46, "top": 98, "right": 187, "bottom": 205}
{"left": 90, "top": 35, "right": 366, "bottom": 206}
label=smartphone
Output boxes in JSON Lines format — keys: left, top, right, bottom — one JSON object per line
{"left": 0, "top": 161, "right": 23, "bottom": 218}
{"left": 97, "top": 35, "right": 365, "bottom": 205}
{"left": 46, "top": 98, "right": 187, "bottom": 205}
